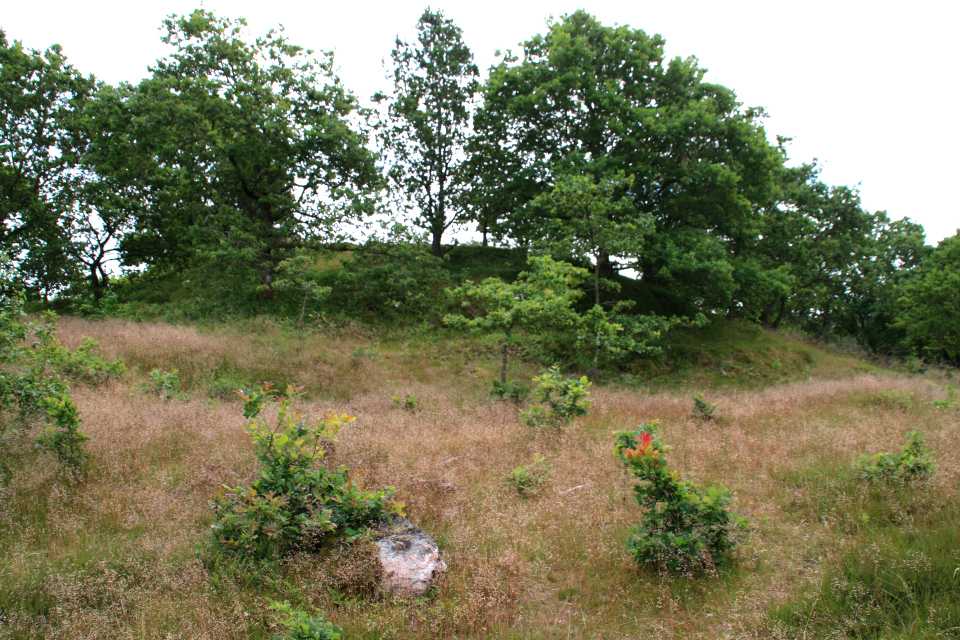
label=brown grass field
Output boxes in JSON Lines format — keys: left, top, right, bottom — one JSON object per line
{"left": 1, "top": 317, "right": 958, "bottom": 639}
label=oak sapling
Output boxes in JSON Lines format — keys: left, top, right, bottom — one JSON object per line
{"left": 853, "top": 430, "right": 935, "bottom": 484}
{"left": 520, "top": 366, "right": 593, "bottom": 429}
{"left": 615, "top": 421, "right": 748, "bottom": 573}
{"left": 211, "top": 383, "right": 399, "bottom": 559}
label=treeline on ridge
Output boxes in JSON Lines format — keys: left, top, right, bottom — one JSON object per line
{"left": 1, "top": 8, "right": 958, "bottom": 366}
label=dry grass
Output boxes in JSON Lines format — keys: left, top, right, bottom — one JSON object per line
{"left": 2, "top": 318, "right": 958, "bottom": 639}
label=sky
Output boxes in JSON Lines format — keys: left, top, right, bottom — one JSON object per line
{"left": 4, "top": 0, "right": 958, "bottom": 244}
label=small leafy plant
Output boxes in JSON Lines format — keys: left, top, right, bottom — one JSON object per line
{"left": 211, "top": 383, "right": 398, "bottom": 559}
{"left": 691, "top": 392, "right": 718, "bottom": 421}
{"left": 269, "top": 600, "right": 343, "bottom": 640}
{"left": 141, "top": 369, "right": 188, "bottom": 401}
{"left": 391, "top": 393, "right": 420, "bottom": 411}
{"left": 350, "top": 346, "right": 381, "bottom": 361}
{"left": 506, "top": 453, "right": 552, "bottom": 497}
{"left": 853, "top": 430, "right": 935, "bottom": 484}
{"left": 520, "top": 366, "right": 593, "bottom": 429}
{"left": 615, "top": 421, "right": 748, "bottom": 574}
{"left": 36, "top": 393, "right": 90, "bottom": 479}
{"left": 490, "top": 379, "right": 531, "bottom": 404}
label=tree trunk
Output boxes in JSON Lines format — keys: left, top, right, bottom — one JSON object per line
{"left": 500, "top": 340, "right": 508, "bottom": 384}
{"left": 771, "top": 297, "right": 787, "bottom": 329}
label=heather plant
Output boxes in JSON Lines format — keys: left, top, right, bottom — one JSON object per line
{"left": 691, "top": 392, "right": 718, "bottom": 421}
{"left": 520, "top": 366, "right": 592, "bottom": 429}
{"left": 615, "top": 421, "right": 749, "bottom": 573}
{"left": 853, "top": 430, "right": 935, "bottom": 484}
{"left": 506, "top": 453, "right": 552, "bottom": 497}
{"left": 211, "top": 383, "right": 398, "bottom": 559}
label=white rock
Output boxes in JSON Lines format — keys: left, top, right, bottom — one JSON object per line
{"left": 375, "top": 514, "right": 446, "bottom": 596}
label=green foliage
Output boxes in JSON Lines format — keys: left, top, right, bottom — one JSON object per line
{"left": 332, "top": 224, "right": 453, "bottom": 322}
{"left": 490, "top": 379, "right": 531, "bottom": 403}
{"left": 391, "top": 393, "right": 420, "bottom": 411}
{"left": 445, "top": 255, "right": 586, "bottom": 383}
{"left": 691, "top": 393, "right": 718, "bottom": 421}
{"left": 506, "top": 453, "right": 552, "bottom": 497}
{"left": 0, "top": 31, "right": 97, "bottom": 298}
{"left": 141, "top": 369, "right": 188, "bottom": 401}
{"left": 350, "top": 346, "right": 381, "bottom": 361}
{"left": 528, "top": 171, "right": 653, "bottom": 306}
{"left": 375, "top": 9, "right": 479, "bottom": 255}
{"left": 472, "top": 10, "right": 782, "bottom": 317}
{"left": 520, "top": 366, "right": 593, "bottom": 429}
{"left": 85, "top": 10, "right": 380, "bottom": 289}
{"left": 211, "top": 383, "right": 397, "bottom": 559}
{"left": 853, "top": 431, "right": 935, "bottom": 484}
{"left": 36, "top": 392, "right": 89, "bottom": 479}
{"left": 270, "top": 249, "right": 332, "bottom": 350}
{"left": 0, "top": 264, "right": 112, "bottom": 480}
{"left": 269, "top": 600, "right": 343, "bottom": 640}
{"left": 615, "top": 422, "right": 748, "bottom": 573}
{"left": 897, "top": 231, "right": 960, "bottom": 364}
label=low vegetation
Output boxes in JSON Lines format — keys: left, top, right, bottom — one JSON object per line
{"left": 0, "top": 315, "right": 956, "bottom": 639}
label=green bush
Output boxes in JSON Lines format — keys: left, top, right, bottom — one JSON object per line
{"left": 615, "top": 422, "right": 748, "bottom": 573}
{"left": 36, "top": 393, "right": 90, "bottom": 479}
{"left": 211, "top": 383, "right": 398, "bottom": 559}
{"left": 853, "top": 431, "right": 935, "bottom": 484}
{"left": 391, "top": 393, "right": 420, "bottom": 411}
{"left": 269, "top": 600, "right": 343, "bottom": 640}
{"left": 490, "top": 379, "right": 531, "bottom": 403}
{"left": 506, "top": 453, "right": 552, "bottom": 497}
{"left": 520, "top": 366, "right": 593, "bottom": 429}
{"left": 691, "top": 392, "right": 718, "bottom": 421}
{"left": 0, "top": 263, "right": 120, "bottom": 481}
{"left": 141, "top": 369, "right": 188, "bottom": 401}
{"left": 330, "top": 224, "right": 452, "bottom": 323}
{"left": 350, "top": 346, "right": 381, "bottom": 361}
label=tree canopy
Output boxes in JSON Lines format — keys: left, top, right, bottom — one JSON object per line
{"left": 85, "top": 10, "right": 380, "bottom": 287}
{"left": 376, "top": 8, "right": 479, "bottom": 256}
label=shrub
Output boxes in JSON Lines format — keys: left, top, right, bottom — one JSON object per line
{"left": 615, "top": 422, "right": 748, "bottom": 573}
{"left": 853, "top": 431, "right": 935, "bottom": 484}
{"left": 691, "top": 392, "right": 718, "bottom": 421}
{"left": 269, "top": 600, "right": 343, "bottom": 640}
{"left": 506, "top": 453, "right": 552, "bottom": 497}
{"left": 141, "top": 369, "right": 188, "bottom": 401}
{"left": 520, "top": 366, "right": 593, "bottom": 429}
{"left": 0, "top": 264, "right": 118, "bottom": 481}
{"left": 211, "top": 383, "right": 398, "bottom": 559}
{"left": 36, "top": 392, "right": 90, "bottom": 479}
{"left": 350, "top": 346, "right": 381, "bottom": 361}
{"left": 490, "top": 379, "right": 531, "bottom": 404}
{"left": 391, "top": 393, "right": 420, "bottom": 411}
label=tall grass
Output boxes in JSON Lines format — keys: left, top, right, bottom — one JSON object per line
{"left": 0, "top": 317, "right": 956, "bottom": 639}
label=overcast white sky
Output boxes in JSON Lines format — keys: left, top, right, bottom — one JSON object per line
{"left": 4, "top": 0, "right": 958, "bottom": 244}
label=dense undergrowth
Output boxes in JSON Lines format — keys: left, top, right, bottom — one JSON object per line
{"left": 0, "top": 315, "right": 957, "bottom": 639}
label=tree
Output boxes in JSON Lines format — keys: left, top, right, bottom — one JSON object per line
{"left": 88, "top": 11, "right": 380, "bottom": 289}
{"left": 897, "top": 232, "right": 960, "bottom": 365}
{"left": 0, "top": 30, "right": 95, "bottom": 296}
{"left": 376, "top": 8, "right": 479, "bottom": 256}
{"left": 445, "top": 256, "right": 585, "bottom": 383}
{"left": 471, "top": 11, "right": 782, "bottom": 314}
{"left": 528, "top": 171, "right": 652, "bottom": 305}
